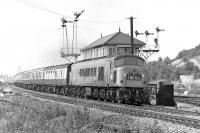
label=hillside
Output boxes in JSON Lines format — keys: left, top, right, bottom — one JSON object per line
{"left": 174, "top": 44, "right": 200, "bottom": 60}
{"left": 171, "top": 44, "right": 200, "bottom": 69}
{"left": 147, "top": 44, "right": 200, "bottom": 82}
{"left": 171, "top": 56, "right": 200, "bottom": 69}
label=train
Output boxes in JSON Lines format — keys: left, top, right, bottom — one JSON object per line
{"left": 14, "top": 31, "right": 175, "bottom": 106}
{"left": 14, "top": 54, "right": 149, "bottom": 105}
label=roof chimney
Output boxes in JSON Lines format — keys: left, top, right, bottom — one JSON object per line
{"left": 101, "top": 33, "right": 102, "bottom": 38}
{"left": 119, "top": 27, "right": 121, "bottom": 32}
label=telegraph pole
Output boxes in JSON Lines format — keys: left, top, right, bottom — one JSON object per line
{"left": 129, "top": 17, "right": 136, "bottom": 54}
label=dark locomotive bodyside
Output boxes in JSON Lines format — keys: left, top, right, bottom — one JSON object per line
{"left": 70, "top": 54, "right": 148, "bottom": 104}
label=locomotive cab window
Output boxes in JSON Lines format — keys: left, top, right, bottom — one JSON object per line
{"left": 114, "top": 56, "right": 145, "bottom": 67}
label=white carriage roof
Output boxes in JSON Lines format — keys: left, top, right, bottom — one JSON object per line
{"left": 81, "top": 31, "right": 145, "bottom": 52}
{"left": 44, "top": 63, "right": 70, "bottom": 70}
{"left": 19, "top": 63, "right": 70, "bottom": 74}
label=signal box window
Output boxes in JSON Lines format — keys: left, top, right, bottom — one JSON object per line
{"left": 117, "top": 47, "right": 125, "bottom": 55}
{"left": 109, "top": 48, "right": 112, "bottom": 56}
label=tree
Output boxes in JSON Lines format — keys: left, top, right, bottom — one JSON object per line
{"left": 160, "top": 65, "right": 173, "bottom": 80}
{"left": 163, "top": 56, "right": 171, "bottom": 65}
{"left": 182, "top": 57, "right": 188, "bottom": 62}
{"left": 157, "top": 57, "right": 163, "bottom": 63}
{"left": 185, "top": 62, "right": 196, "bottom": 74}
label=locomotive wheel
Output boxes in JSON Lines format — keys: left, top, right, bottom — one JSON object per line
{"left": 117, "top": 99, "right": 122, "bottom": 104}
{"left": 64, "top": 89, "right": 68, "bottom": 96}
{"left": 61, "top": 88, "right": 65, "bottom": 95}
{"left": 111, "top": 99, "right": 115, "bottom": 103}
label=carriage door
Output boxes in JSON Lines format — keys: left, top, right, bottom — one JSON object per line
{"left": 105, "top": 60, "right": 113, "bottom": 86}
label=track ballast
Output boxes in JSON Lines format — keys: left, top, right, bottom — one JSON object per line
{"left": 8, "top": 85, "right": 200, "bottom": 129}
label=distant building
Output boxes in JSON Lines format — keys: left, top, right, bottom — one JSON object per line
{"left": 0, "top": 78, "right": 4, "bottom": 82}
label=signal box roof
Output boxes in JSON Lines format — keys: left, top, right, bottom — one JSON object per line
{"left": 81, "top": 31, "right": 145, "bottom": 52}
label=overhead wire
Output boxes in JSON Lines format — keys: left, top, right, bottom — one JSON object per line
{"left": 16, "top": 0, "right": 126, "bottom": 25}
{"left": 79, "top": 19, "right": 126, "bottom": 24}
{"left": 16, "top": 0, "right": 72, "bottom": 18}
{"left": 16, "top": 0, "right": 129, "bottom": 59}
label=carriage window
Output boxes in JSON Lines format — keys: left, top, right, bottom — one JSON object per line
{"left": 113, "top": 70, "right": 117, "bottom": 82}
{"left": 80, "top": 67, "right": 97, "bottom": 77}
{"left": 91, "top": 68, "right": 96, "bottom": 76}
{"left": 55, "top": 71, "right": 57, "bottom": 78}
{"left": 80, "top": 69, "right": 84, "bottom": 76}
{"left": 94, "top": 67, "right": 96, "bottom": 76}
{"left": 86, "top": 68, "right": 90, "bottom": 76}
{"left": 98, "top": 67, "right": 104, "bottom": 81}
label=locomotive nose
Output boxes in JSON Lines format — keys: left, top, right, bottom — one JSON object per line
{"left": 116, "top": 67, "right": 148, "bottom": 88}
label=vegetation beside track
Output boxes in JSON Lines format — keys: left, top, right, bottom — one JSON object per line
{"left": 0, "top": 84, "right": 199, "bottom": 133}
{"left": 0, "top": 93, "right": 167, "bottom": 132}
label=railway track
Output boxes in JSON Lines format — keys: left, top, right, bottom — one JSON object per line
{"left": 174, "top": 95, "right": 200, "bottom": 106}
{"left": 7, "top": 85, "right": 200, "bottom": 129}
{"left": 10, "top": 85, "right": 200, "bottom": 117}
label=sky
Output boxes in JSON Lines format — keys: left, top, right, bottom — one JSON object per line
{"left": 0, "top": 0, "right": 200, "bottom": 76}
